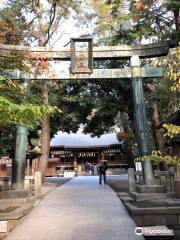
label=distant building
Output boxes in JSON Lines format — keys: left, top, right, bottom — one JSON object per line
{"left": 0, "top": 157, "right": 11, "bottom": 177}
{"left": 47, "top": 132, "right": 126, "bottom": 176}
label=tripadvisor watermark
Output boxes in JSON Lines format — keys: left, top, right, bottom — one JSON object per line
{"left": 135, "top": 227, "right": 143, "bottom": 236}
{"left": 135, "top": 227, "right": 174, "bottom": 236}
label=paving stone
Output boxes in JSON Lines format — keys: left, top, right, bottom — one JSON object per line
{"left": 4, "top": 176, "right": 144, "bottom": 240}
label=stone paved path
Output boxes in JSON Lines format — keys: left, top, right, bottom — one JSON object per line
{"left": 5, "top": 176, "right": 144, "bottom": 240}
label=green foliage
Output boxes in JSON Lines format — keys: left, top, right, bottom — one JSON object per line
{"left": 163, "top": 124, "right": 180, "bottom": 138}
{"left": 135, "top": 150, "right": 180, "bottom": 165}
{"left": 0, "top": 78, "right": 57, "bottom": 129}
{"left": 0, "top": 124, "right": 16, "bottom": 157}
{"left": 155, "top": 45, "right": 180, "bottom": 138}
{"left": 0, "top": 3, "right": 29, "bottom": 44}
{"left": 30, "top": 78, "right": 133, "bottom": 138}
{"left": 0, "top": 77, "right": 23, "bottom": 92}
{"left": 0, "top": 96, "right": 55, "bottom": 128}
{"left": 0, "top": 77, "right": 57, "bottom": 157}
{"left": 165, "top": 0, "right": 180, "bottom": 11}
{"left": 88, "top": 0, "right": 179, "bottom": 44}
{"left": 0, "top": 3, "right": 32, "bottom": 71}
{"left": 167, "top": 45, "right": 180, "bottom": 92}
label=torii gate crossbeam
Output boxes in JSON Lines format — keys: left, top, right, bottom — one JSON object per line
{"left": 0, "top": 40, "right": 176, "bottom": 60}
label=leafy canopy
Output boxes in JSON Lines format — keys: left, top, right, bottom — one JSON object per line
{"left": 0, "top": 78, "right": 57, "bottom": 129}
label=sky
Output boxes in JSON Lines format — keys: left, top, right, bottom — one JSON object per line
{"left": 51, "top": 130, "right": 121, "bottom": 146}
{"left": 50, "top": 17, "right": 93, "bottom": 48}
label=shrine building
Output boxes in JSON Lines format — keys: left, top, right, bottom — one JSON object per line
{"left": 47, "top": 132, "right": 127, "bottom": 176}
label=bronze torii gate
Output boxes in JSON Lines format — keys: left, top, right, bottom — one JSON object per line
{"left": 0, "top": 40, "right": 174, "bottom": 189}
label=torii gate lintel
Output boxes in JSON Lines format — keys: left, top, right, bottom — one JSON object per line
{"left": 0, "top": 40, "right": 176, "bottom": 60}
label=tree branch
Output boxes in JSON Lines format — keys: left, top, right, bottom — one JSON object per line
{"left": 27, "top": 16, "right": 39, "bottom": 26}
{"left": 8, "top": 0, "right": 35, "bottom": 13}
{"left": 45, "top": 0, "right": 72, "bottom": 45}
{"left": 46, "top": 0, "right": 57, "bottom": 41}
{"left": 44, "top": 18, "right": 65, "bottom": 45}
{"left": 50, "top": 30, "right": 68, "bottom": 47}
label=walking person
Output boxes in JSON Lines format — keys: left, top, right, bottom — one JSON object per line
{"left": 98, "top": 154, "right": 108, "bottom": 185}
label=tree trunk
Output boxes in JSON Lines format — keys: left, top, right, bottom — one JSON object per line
{"left": 151, "top": 103, "right": 167, "bottom": 170}
{"left": 173, "top": 9, "right": 180, "bottom": 31}
{"left": 121, "top": 112, "right": 134, "bottom": 168}
{"left": 36, "top": 0, "right": 50, "bottom": 181}
{"left": 40, "top": 82, "right": 50, "bottom": 180}
{"left": 151, "top": 103, "right": 163, "bottom": 152}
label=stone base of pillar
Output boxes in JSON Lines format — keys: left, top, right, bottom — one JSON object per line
{"left": 129, "top": 184, "right": 166, "bottom": 201}
{"left": 0, "top": 190, "right": 32, "bottom": 199}
{"left": 136, "top": 184, "right": 166, "bottom": 194}
{"left": 130, "top": 191, "right": 167, "bottom": 201}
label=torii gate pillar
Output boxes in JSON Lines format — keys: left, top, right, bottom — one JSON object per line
{"left": 130, "top": 55, "right": 154, "bottom": 184}
{"left": 11, "top": 80, "right": 29, "bottom": 190}
{"left": 12, "top": 126, "right": 28, "bottom": 190}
